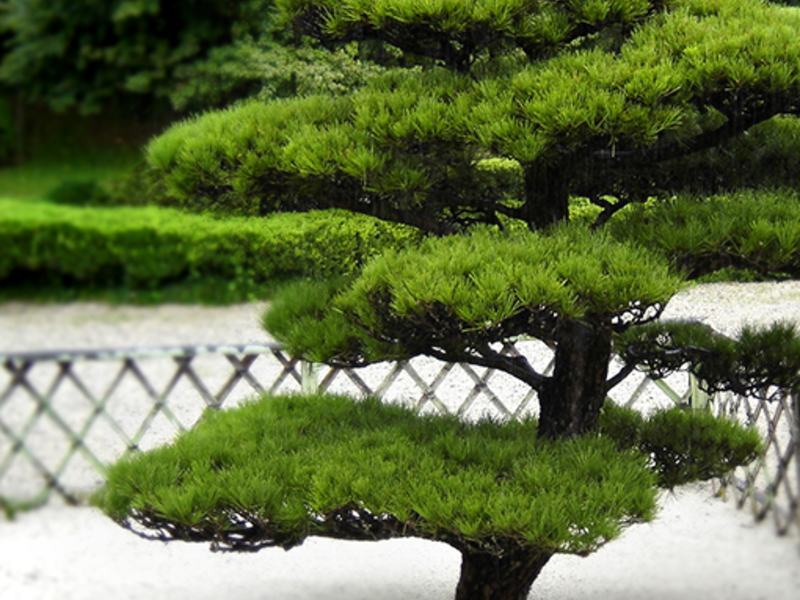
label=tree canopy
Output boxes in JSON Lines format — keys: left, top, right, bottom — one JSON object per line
{"left": 94, "top": 393, "right": 760, "bottom": 599}
{"left": 140, "top": 0, "right": 800, "bottom": 437}
{"left": 147, "top": 0, "right": 800, "bottom": 230}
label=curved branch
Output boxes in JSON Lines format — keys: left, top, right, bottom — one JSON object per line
{"left": 605, "top": 361, "right": 637, "bottom": 393}
{"left": 590, "top": 195, "right": 632, "bottom": 230}
{"left": 425, "top": 341, "right": 548, "bottom": 391}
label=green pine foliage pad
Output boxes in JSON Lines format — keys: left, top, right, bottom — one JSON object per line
{"left": 144, "top": 0, "right": 800, "bottom": 232}
{"left": 96, "top": 393, "right": 655, "bottom": 554}
{"left": 94, "top": 393, "right": 760, "bottom": 555}
{"left": 607, "top": 189, "right": 800, "bottom": 279}
{"left": 264, "top": 225, "right": 684, "bottom": 365}
{"left": 599, "top": 403, "right": 762, "bottom": 488}
{"left": 618, "top": 319, "right": 800, "bottom": 395}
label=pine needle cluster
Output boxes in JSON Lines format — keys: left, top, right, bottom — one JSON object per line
{"left": 94, "top": 393, "right": 759, "bottom": 555}
{"left": 618, "top": 319, "right": 800, "bottom": 397}
{"left": 265, "top": 225, "right": 683, "bottom": 365}
{"left": 145, "top": 0, "right": 800, "bottom": 231}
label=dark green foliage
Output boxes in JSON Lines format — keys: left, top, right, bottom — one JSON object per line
{"left": 44, "top": 180, "right": 114, "bottom": 207}
{"left": 607, "top": 189, "right": 800, "bottom": 279}
{"left": 145, "top": 0, "right": 800, "bottom": 232}
{"left": 262, "top": 277, "right": 374, "bottom": 363}
{"left": 145, "top": 81, "right": 497, "bottom": 231}
{"left": 652, "top": 117, "right": 800, "bottom": 195}
{"left": 105, "top": 161, "right": 172, "bottom": 209}
{"left": 599, "top": 403, "right": 762, "bottom": 487}
{"left": 264, "top": 225, "right": 683, "bottom": 366}
{"left": 637, "top": 408, "right": 762, "bottom": 488}
{"left": 0, "top": 0, "right": 275, "bottom": 113}
{"left": 168, "top": 39, "right": 387, "bottom": 113}
{"left": 276, "top": 0, "right": 666, "bottom": 69}
{"left": 0, "top": 199, "right": 418, "bottom": 291}
{"left": 0, "top": 96, "right": 15, "bottom": 161}
{"left": 618, "top": 320, "right": 800, "bottom": 396}
{"left": 95, "top": 392, "right": 656, "bottom": 553}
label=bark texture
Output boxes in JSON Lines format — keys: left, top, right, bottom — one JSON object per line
{"left": 454, "top": 546, "right": 553, "bottom": 600}
{"left": 537, "top": 320, "right": 613, "bottom": 439}
{"left": 523, "top": 163, "right": 570, "bottom": 229}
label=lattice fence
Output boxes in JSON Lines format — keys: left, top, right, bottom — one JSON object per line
{"left": 0, "top": 340, "right": 797, "bottom": 535}
{"left": 710, "top": 388, "right": 800, "bottom": 535}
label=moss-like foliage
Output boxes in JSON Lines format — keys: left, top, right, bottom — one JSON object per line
{"left": 94, "top": 393, "right": 759, "bottom": 556}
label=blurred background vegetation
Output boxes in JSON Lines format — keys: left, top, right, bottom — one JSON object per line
{"left": 0, "top": 0, "right": 399, "bottom": 303}
{"left": 2, "top": 0, "right": 800, "bottom": 304}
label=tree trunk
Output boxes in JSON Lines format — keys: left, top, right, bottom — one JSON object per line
{"left": 522, "top": 163, "right": 570, "bottom": 229}
{"left": 538, "top": 319, "right": 613, "bottom": 439}
{"left": 454, "top": 547, "right": 553, "bottom": 600}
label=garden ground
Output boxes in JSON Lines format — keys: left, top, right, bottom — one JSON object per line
{"left": 0, "top": 482, "right": 798, "bottom": 599}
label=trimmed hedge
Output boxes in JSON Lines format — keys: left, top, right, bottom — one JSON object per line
{"left": 0, "top": 199, "right": 419, "bottom": 290}
{"left": 5, "top": 186, "right": 800, "bottom": 297}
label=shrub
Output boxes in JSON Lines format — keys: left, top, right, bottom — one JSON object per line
{"left": 44, "top": 179, "right": 114, "bottom": 207}
{"left": 0, "top": 199, "right": 418, "bottom": 290}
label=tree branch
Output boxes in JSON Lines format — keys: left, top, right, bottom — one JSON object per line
{"left": 591, "top": 95, "right": 799, "bottom": 168}
{"left": 425, "top": 341, "right": 548, "bottom": 391}
{"left": 590, "top": 195, "right": 632, "bottom": 229}
{"left": 604, "top": 362, "right": 637, "bottom": 393}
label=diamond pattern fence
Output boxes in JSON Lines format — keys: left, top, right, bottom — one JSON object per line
{"left": 0, "top": 340, "right": 797, "bottom": 536}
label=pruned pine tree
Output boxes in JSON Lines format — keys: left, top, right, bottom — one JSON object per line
{"left": 264, "top": 227, "right": 800, "bottom": 438}
{"left": 96, "top": 226, "right": 797, "bottom": 600}
{"left": 98, "top": 1, "right": 800, "bottom": 599}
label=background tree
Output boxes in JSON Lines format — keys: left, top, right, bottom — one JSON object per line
{"left": 167, "top": 39, "right": 387, "bottom": 114}
{"left": 0, "top": 0, "right": 275, "bottom": 113}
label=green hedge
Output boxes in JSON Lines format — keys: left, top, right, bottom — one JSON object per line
{"left": 0, "top": 199, "right": 419, "bottom": 290}
{"left": 5, "top": 186, "right": 800, "bottom": 299}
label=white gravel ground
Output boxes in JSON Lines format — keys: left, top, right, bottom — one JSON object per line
{"left": 1, "top": 282, "right": 800, "bottom": 600}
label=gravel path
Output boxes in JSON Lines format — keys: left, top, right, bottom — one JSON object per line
{"left": 1, "top": 283, "right": 799, "bottom": 600}
{"left": 2, "top": 280, "right": 800, "bottom": 352}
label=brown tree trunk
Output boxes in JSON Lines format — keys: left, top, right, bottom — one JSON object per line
{"left": 454, "top": 547, "right": 553, "bottom": 600}
{"left": 537, "top": 319, "right": 613, "bottom": 439}
{"left": 523, "top": 163, "right": 570, "bottom": 230}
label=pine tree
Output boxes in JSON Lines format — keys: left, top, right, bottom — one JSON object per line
{"left": 97, "top": 2, "right": 800, "bottom": 599}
